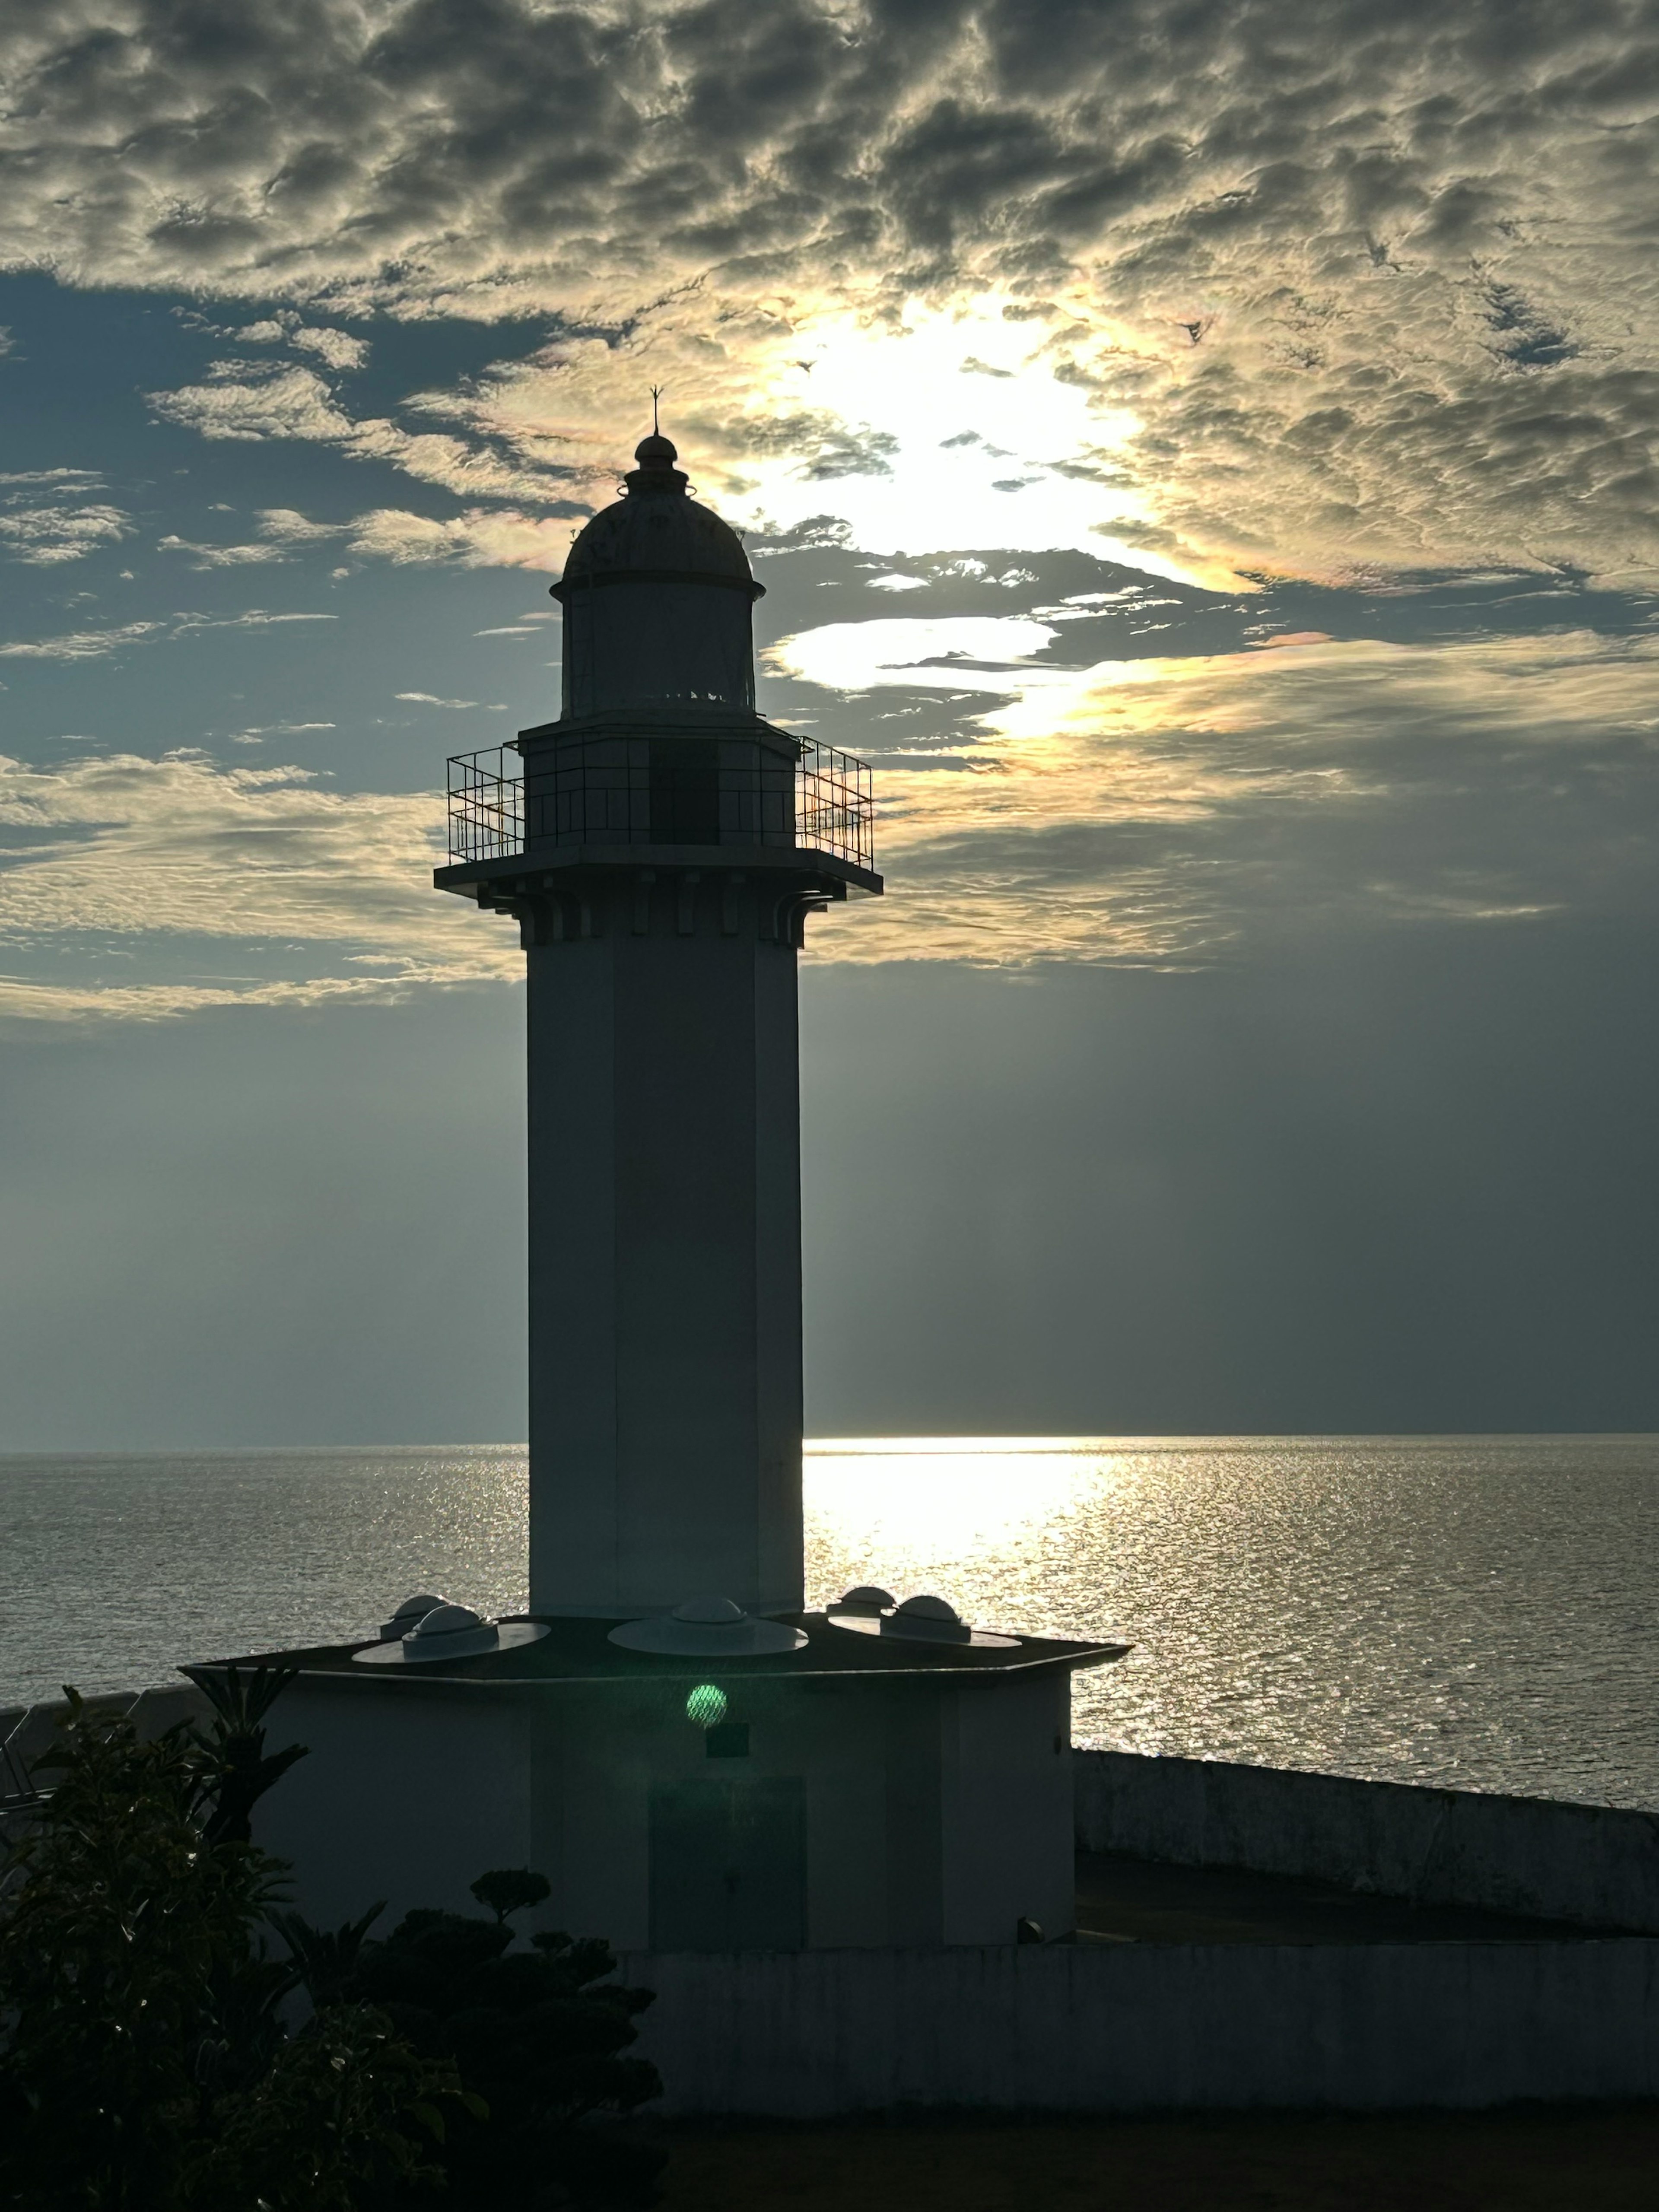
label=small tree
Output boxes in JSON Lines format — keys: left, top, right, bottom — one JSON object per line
{"left": 303, "top": 1870, "right": 666, "bottom": 2208}
{"left": 0, "top": 1683, "right": 470, "bottom": 2212}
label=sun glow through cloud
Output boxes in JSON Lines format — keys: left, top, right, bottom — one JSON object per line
{"left": 717, "top": 299, "right": 1200, "bottom": 576}
{"left": 454, "top": 295, "right": 1234, "bottom": 589}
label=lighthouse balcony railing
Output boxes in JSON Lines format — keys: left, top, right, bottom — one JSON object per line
{"left": 446, "top": 747, "right": 526, "bottom": 864}
{"left": 446, "top": 738, "right": 874, "bottom": 872}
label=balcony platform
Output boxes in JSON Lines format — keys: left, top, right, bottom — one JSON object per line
{"left": 435, "top": 839, "right": 882, "bottom": 904}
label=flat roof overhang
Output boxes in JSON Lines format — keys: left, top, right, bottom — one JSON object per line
{"left": 435, "top": 842, "right": 884, "bottom": 902}
{"left": 185, "top": 1611, "right": 1128, "bottom": 1694}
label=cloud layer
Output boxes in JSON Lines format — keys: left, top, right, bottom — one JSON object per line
{"left": 0, "top": 608, "right": 337, "bottom": 661}
{"left": 2, "top": 1, "right": 1656, "bottom": 1014}
{"left": 789, "top": 625, "right": 1659, "bottom": 965}
{"left": 5, "top": 615, "right": 1656, "bottom": 1017}
{"left": 0, "top": 468, "right": 130, "bottom": 563}
{"left": 2, "top": 0, "right": 1653, "bottom": 582}
{"left": 0, "top": 747, "right": 520, "bottom": 1021}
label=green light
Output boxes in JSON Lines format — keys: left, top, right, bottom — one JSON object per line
{"left": 685, "top": 1683, "right": 728, "bottom": 1729}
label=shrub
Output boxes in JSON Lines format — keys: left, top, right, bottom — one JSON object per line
{"left": 286, "top": 1868, "right": 665, "bottom": 2208}
{"left": 0, "top": 1678, "right": 664, "bottom": 2210}
{"left": 0, "top": 1678, "right": 469, "bottom": 2211}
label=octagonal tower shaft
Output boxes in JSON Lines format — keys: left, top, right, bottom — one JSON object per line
{"left": 522, "top": 859, "right": 810, "bottom": 1617}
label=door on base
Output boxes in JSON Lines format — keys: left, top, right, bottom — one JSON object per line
{"left": 648, "top": 1777, "right": 806, "bottom": 1951}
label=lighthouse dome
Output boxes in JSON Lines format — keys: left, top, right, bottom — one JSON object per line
{"left": 557, "top": 435, "right": 760, "bottom": 597}
{"left": 551, "top": 432, "right": 762, "bottom": 718}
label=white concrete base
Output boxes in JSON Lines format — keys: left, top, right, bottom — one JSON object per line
{"left": 254, "top": 1664, "right": 1075, "bottom": 1950}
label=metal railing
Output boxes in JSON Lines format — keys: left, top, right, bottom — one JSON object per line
{"left": 445, "top": 735, "right": 874, "bottom": 873}
{"left": 447, "top": 746, "right": 525, "bottom": 864}
{"left": 797, "top": 738, "right": 875, "bottom": 872}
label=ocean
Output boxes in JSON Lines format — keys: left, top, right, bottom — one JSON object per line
{"left": 2, "top": 1436, "right": 1655, "bottom": 1810}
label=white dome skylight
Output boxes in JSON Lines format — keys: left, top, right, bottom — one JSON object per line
{"left": 825, "top": 1590, "right": 1019, "bottom": 1650}
{"left": 355, "top": 1602, "right": 550, "bottom": 1667}
{"left": 607, "top": 1597, "right": 808, "bottom": 1657}
{"left": 378, "top": 1592, "right": 449, "bottom": 1640}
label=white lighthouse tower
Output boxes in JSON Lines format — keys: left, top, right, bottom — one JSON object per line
{"left": 467, "top": 426, "right": 877, "bottom": 1623}
{"left": 225, "top": 425, "right": 1125, "bottom": 1954}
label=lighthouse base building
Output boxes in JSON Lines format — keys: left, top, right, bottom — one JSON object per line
{"left": 203, "top": 428, "right": 1125, "bottom": 1949}
{"left": 248, "top": 1613, "right": 1118, "bottom": 1949}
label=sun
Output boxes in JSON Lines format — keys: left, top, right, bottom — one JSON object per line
{"left": 714, "top": 294, "right": 1222, "bottom": 588}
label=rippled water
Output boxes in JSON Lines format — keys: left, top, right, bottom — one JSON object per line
{"left": 3, "top": 1437, "right": 1655, "bottom": 1809}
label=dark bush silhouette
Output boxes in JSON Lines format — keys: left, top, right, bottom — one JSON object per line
{"left": 0, "top": 1681, "right": 467, "bottom": 2211}
{"left": 284, "top": 1869, "right": 665, "bottom": 2207}
{"left": 1, "top": 1686, "right": 663, "bottom": 2209}
{"left": 470, "top": 1866, "right": 553, "bottom": 1924}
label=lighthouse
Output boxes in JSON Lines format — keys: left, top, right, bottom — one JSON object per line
{"left": 220, "top": 426, "right": 1125, "bottom": 1953}
{"left": 440, "top": 426, "right": 878, "bottom": 1623}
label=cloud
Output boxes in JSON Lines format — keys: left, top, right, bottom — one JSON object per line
{"left": 0, "top": 610, "right": 337, "bottom": 660}
{"left": 148, "top": 364, "right": 576, "bottom": 503}
{"left": 0, "top": 621, "right": 167, "bottom": 661}
{"left": 769, "top": 614, "right": 1065, "bottom": 694}
{"left": 257, "top": 508, "right": 349, "bottom": 543}
{"left": 395, "top": 692, "right": 502, "bottom": 709}
{"left": 0, "top": 501, "right": 132, "bottom": 563}
{"left": 0, "top": 468, "right": 104, "bottom": 488}
{"left": 203, "top": 610, "right": 338, "bottom": 629}
{"left": 0, "top": 973, "right": 443, "bottom": 1024}
{"left": 3, "top": 0, "right": 1655, "bottom": 585}
{"left": 342, "top": 506, "right": 575, "bottom": 570}
{"left": 251, "top": 502, "right": 572, "bottom": 572}
{"left": 4, "top": 619, "right": 1653, "bottom": 1018}
{"left": 158, "top": 534, "right": 291, "bottom": 566}
{"left": 232, "top": 313, "right": 369, "bottom": 371}
{"left": 292, "top": 328, "right": 368, "bottom": 370}
{"left": 788, "top": 626, "right": 1659, "bottom": 966}
{"left": 229, "top": 720, "right": 337, "bottom": 746}
{"left": 0, "top": 749, "right": 518, "bottom": 1021}
{"left": 0, "top": 469, "right": 130, "bottom": 563}
{"left": 149, "top": 362, "right": 354, "bottom": 443}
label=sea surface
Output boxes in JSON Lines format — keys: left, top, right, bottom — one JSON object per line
{"left": 2, "top": 1437, "right": 1655, "bottom": 1811}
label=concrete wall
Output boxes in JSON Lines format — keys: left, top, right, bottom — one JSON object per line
{"left": 620, "top": 1939, "right": 1659, "bottom": 2116}
{"left": 1074, "top": 1750, "right": 1659, "bottom": 1933}
{"left": 256, "top": 1678, "right": 534, "bottom": 1929}
{"left": 3, "top": 1684, "right": 209, "bottom": 1797}
{"left": 944, "top": 1670, "right": 1072, "bottom": 1945}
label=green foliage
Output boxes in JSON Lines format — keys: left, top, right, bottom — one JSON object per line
{"left": 0, "top": 1691, "right": 665, "bottom": 2211}
{"left": 186, "top": 1664, "right": 309, "bottom": 1849}
{"left": 266, "top": 1898, "right": 386, "bottom": 2010}
{"left": 300, "top": 1872, "right": 665, "bottom": 2209}
{"left": 185, "top": 2002, "right": 469, "bottom": 2212}
{"left": 468, "top": 1867, "right": 551, "bottom": 1925}
{"left": 0, "top": 1684, "right": 467, "bottom": 2212}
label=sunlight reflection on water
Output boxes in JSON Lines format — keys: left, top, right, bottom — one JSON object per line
{"left": 3, "top": 1436, "right": 1655, "bottom": 1809}
{"left": 803, "top": 1435, "right": 1659, "bottom": 1809}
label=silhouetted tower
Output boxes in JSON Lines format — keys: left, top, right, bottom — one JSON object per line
{"left": 439, "top": 429, "right": 880, "bottom": 1619}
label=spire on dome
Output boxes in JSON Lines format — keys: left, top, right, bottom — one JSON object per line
{"left": 628, "top": 385, "right": 686, "bottom": 491}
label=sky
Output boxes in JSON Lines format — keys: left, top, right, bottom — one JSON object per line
{"left": 1, "top": 0, "right": 1656, "bottom": 1446}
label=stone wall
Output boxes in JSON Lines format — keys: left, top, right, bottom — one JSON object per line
{"left": 622, "top": 1939, "right": 1659, "bottom": 2115}
{"left": 1, "top": 1684, "right": 208, "bottom": 1801}
{"left": 1074, "top": 1750, "right": 1659, "bottom": 1932}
